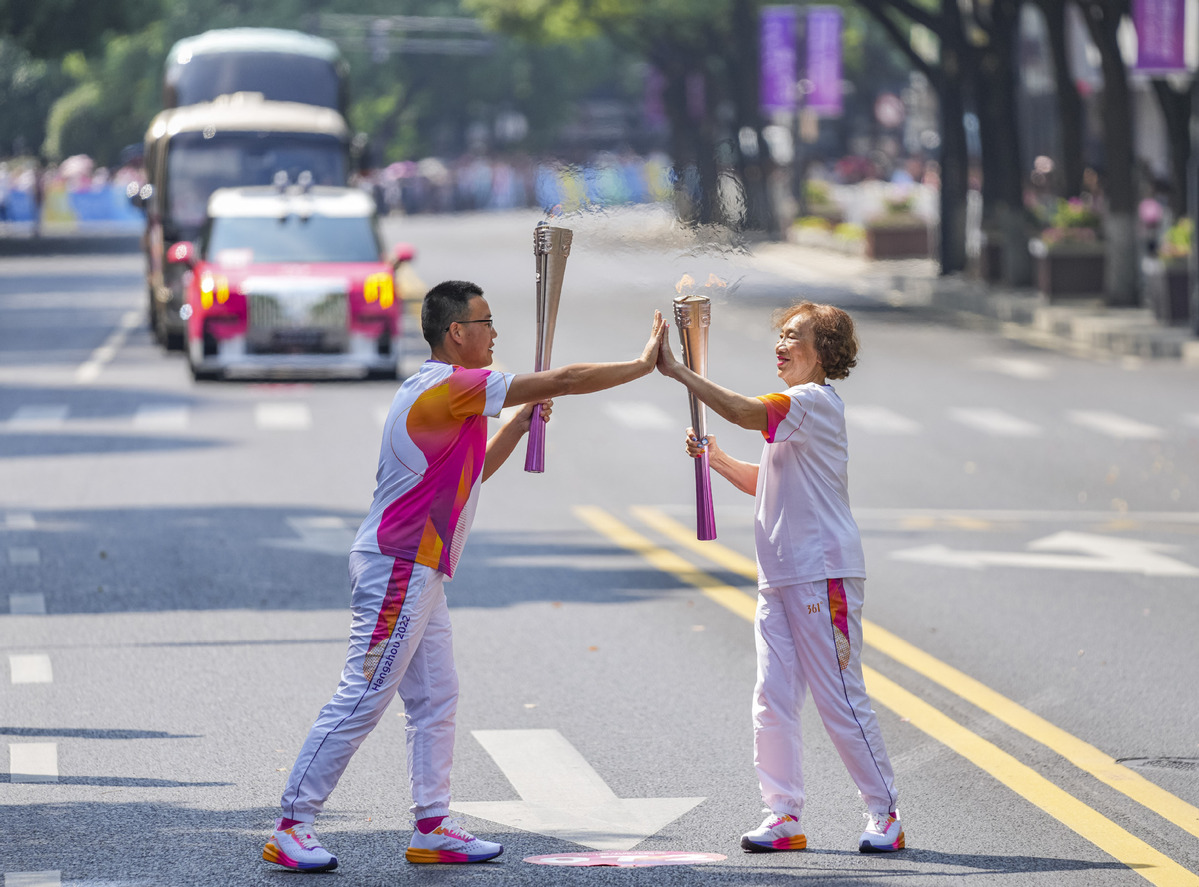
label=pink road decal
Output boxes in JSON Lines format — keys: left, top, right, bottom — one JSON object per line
{"left": 524, "top": 851, "right": 726, "bottom": 867}
{"left": 827, "top": 577, "right": 851, "bottom": 670}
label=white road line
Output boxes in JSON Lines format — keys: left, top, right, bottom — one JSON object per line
{"left": 5, "top": 512, "right": 36, "bottom": 530}
{"left": 4, "top": 872, "right": 63, "bottom": 887}
{"left": 133, "top": 404, "right": 191, "bottom": 431}
{"left": 6, "top": 406, "right": 68, "bottom": 429}
{"left": 9, "top": 743, "right": 58, "bottom": 783}
{"left": 9, "top": 654, "right": 52, "bottom": 684}
{"left": 845, "top": 405, "right": 921, "bottom": 435}
{"left": 7, "top": 547, "right": 40, "bottom": 566}
{"left": 9, "top": 594, "right": 46, "bottom": 615}
{"left": 75, "top": 310, "right": 141, "bottom": 384}
{"left": 949, "top": 408, "right": 1042, "bottom": 437}
{"left": 255, "top": 403, "right": 312, "bottom": 430}
{"left": 971, "top": 356, "right": 1054, "bottom": 380}
{"left": 1068, "top": 410, "right": 1165, "bottom": 440}
{"left": 602, "top": 401, "right": 675, "bottom": 430}
{"left": 1184, "top": 414, "right": 1199, "bottom": 429}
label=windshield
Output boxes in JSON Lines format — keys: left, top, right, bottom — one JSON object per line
{"left": 202, "top": 214, "right": 382, "bottom": 264}
{"left": 165, "top": 132, "right": 347, "bottom": 229}
{"left": 166, "top": 53, "right": 343, "bottom": 110}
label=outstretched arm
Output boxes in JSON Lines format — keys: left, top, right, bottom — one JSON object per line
{"left": 686, "top": 429, "right": 759, "bottom": 496}
{"left": 657, "top": 324, "right": 768, "bottom": 431}
{"left": 503, "top": 311, "right": 665, "bottom": 407}
{"left": 483, "top": 401, "right": 551, "bottom": 481}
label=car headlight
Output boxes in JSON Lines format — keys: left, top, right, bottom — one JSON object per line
{"left": 363, "top": 272, "right": 395, "bottom": 310}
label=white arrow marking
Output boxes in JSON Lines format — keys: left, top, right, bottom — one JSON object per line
{"left": 891, "top": 531, "right": 1199, "bottom": 577}
{"left": 452, "top": 729, "right": 705, "bottom": 851}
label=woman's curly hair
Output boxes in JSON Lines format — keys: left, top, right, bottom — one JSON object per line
{"left": 773, "top": 301, "right": 859, "bottom": 380}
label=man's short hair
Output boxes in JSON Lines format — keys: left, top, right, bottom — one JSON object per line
{"left": 422, "top": 280, "right": 483, "bottom": 349}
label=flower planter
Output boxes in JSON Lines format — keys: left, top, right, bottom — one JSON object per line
{"left": 1145, "top": 261, "right": 1191, "bottom": 325}
{"left": 866, "top": 224, "right": 931, "bottom": 260}
{"left": 977, "top": 239, "right": 1004, "bottom": 282}
{"left": 1031, "top": 240, "right": 1105, "bottom": 300}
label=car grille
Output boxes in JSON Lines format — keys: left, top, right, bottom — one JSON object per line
{"left": 245, "top": 280, "right": 349, "bottom": 353}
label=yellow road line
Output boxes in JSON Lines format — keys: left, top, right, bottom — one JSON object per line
{"left": 576, "top": 505, "right": 1199, "bottom": 887}
{"left": 629, "top": 505, "right": 1199, "bottom": 843}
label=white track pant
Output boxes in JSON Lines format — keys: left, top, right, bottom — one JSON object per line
{"left": 753, "top": 577, "right": 898, "bottom": 818}
{"left": 281, "top": 552, "right": 458, "bottom": 822}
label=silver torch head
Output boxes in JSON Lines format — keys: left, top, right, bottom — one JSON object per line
{"left": 672, "top": 292, "right": 711, "bottom": 435}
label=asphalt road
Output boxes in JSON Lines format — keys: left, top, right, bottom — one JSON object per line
{"left": 2, "top": 208, "right": 1198, "bottom": 886}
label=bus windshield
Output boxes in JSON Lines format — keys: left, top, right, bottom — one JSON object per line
{"left": 167, "top": 52, "right": 343, "bottom": 110}
{"left": 165, "top": 131, "right": 347, "bottom": 230}
{"left": 203, "top": 215, "right": 382, "bottom": 264}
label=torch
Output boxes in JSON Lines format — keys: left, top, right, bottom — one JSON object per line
{"left": 524, "top": 223, "right": 573, "bottom": 473}
{"left": 673, "top": 290, "right": 717, "bottom": 540}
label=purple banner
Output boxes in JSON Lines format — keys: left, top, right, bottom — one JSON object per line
{"left": 1134, "top": 0, "right": 1186, "bottom": 72}
{"left": 760, "top": 6, "right": 798, "bottom": 114}
{"left": 806, "top": 7, "right": 843, "bottom": 116}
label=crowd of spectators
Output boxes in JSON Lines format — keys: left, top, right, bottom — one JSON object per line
{"left": 356, "top": 150, "right": 675, "bottom": 216}
{"left": 0, "top": 154, "right": 145, "bottom": 229}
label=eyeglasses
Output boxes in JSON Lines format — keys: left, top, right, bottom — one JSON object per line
{"left": 445, "top": 318, "right": 494, "bottom": 332}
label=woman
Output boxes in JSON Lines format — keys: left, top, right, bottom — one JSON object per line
{"left": 656, "top": 300, "right": 903, "bottom": 854}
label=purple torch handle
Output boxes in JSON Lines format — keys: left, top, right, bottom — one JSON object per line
{"left": 694, "top": 450, "right": 717, "bottom": 540}
{"left": 524, "top": 404, "right": 546, "bottom": 473}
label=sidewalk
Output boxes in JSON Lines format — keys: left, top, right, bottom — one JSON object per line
{"left": 0, "top": 222, "right": 141, "bottom": 257}
{"left": 751, "top": 240, "right": 1199, "bottom": 366}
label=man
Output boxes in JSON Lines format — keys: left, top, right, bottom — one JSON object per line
{"left": 264, "top": 280, "right": 665, "bottom": 872}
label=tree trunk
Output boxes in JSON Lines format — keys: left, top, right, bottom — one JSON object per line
{"left": 1038, "top": 0, "right": 1085, "bottom": 197}
{"left": 937, "top": 64, "right": 970, "bottom": 273}
{"left": 1151, "top": 78, "right": 1192, "bottom": 217}
{"left": 975, "top": 0, "right": 1032, "bottom": 285}
{"left": 1083, "top": 1, "right": 1138, "bottom": 305}
{"left": 729, "top": 0, "right": 781, "bottom": 237}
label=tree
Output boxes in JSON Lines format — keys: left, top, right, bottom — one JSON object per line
{"left": 468, "top": 0, "right": 784, "bottom": 232}
{"left": 0, "top": 39, "right": 69, "bottom": 157}
{"left": 0, "top": 0, "right": 157, "bottom": 59}
{"left": 855, "top": 0, "right": 973, "bottom": 274}
{"left": 1034, "top": 0, "right": 1084, "bottom": 198}
{"left": 1151, "top": 77, "right": 1193, "bottom": 218}
{"left": 1076, "top": 0, "right": 1137, "bottom": 305}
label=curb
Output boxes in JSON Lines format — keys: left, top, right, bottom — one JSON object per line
{"left": 928, "top": 275, "right": 1198, "bottom": 364}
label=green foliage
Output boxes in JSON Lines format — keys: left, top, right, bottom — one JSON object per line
{"left": 794, "top": 215, "right": 834, "bottom": 232}
{"left": 1051, "top": 197, "right": 1102, "bottom": 231}
{"left": 1160, "top": 217, "right": 1192, "bottom": 261}
{"left": 0, "top": 0, "right": 158, "bottom": 58}
{"left": 42, "top": 80, "right": 103, "bottom": 162}
{"left": 835, "top": 222, "right": 866, "bottom": 241}
{"left": 0, "top": 39, "right": 70, "bottom": 156}
{"left": 42, "top": 24, "right": 169, "bottom": 165}
{"left": 1037, "top": 197, "right": 1103, "bottom": 250}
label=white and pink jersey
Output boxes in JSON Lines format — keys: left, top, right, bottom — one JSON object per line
{"left": 352, "top": 359, "right": 513, "bottom": 578}
{"left": 753, "top": 383, "right": 865, "bottom": 590}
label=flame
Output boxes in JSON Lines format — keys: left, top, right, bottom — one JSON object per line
{"left": 675, "top": 273, "right": 695, "bottom": 294}
{"left": 705, "top": 273, "right": 728, "bottom": 288}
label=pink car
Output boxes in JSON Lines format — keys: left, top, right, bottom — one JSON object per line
{"left": 169, "top": 183, "right": 413, "bottom": 380}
